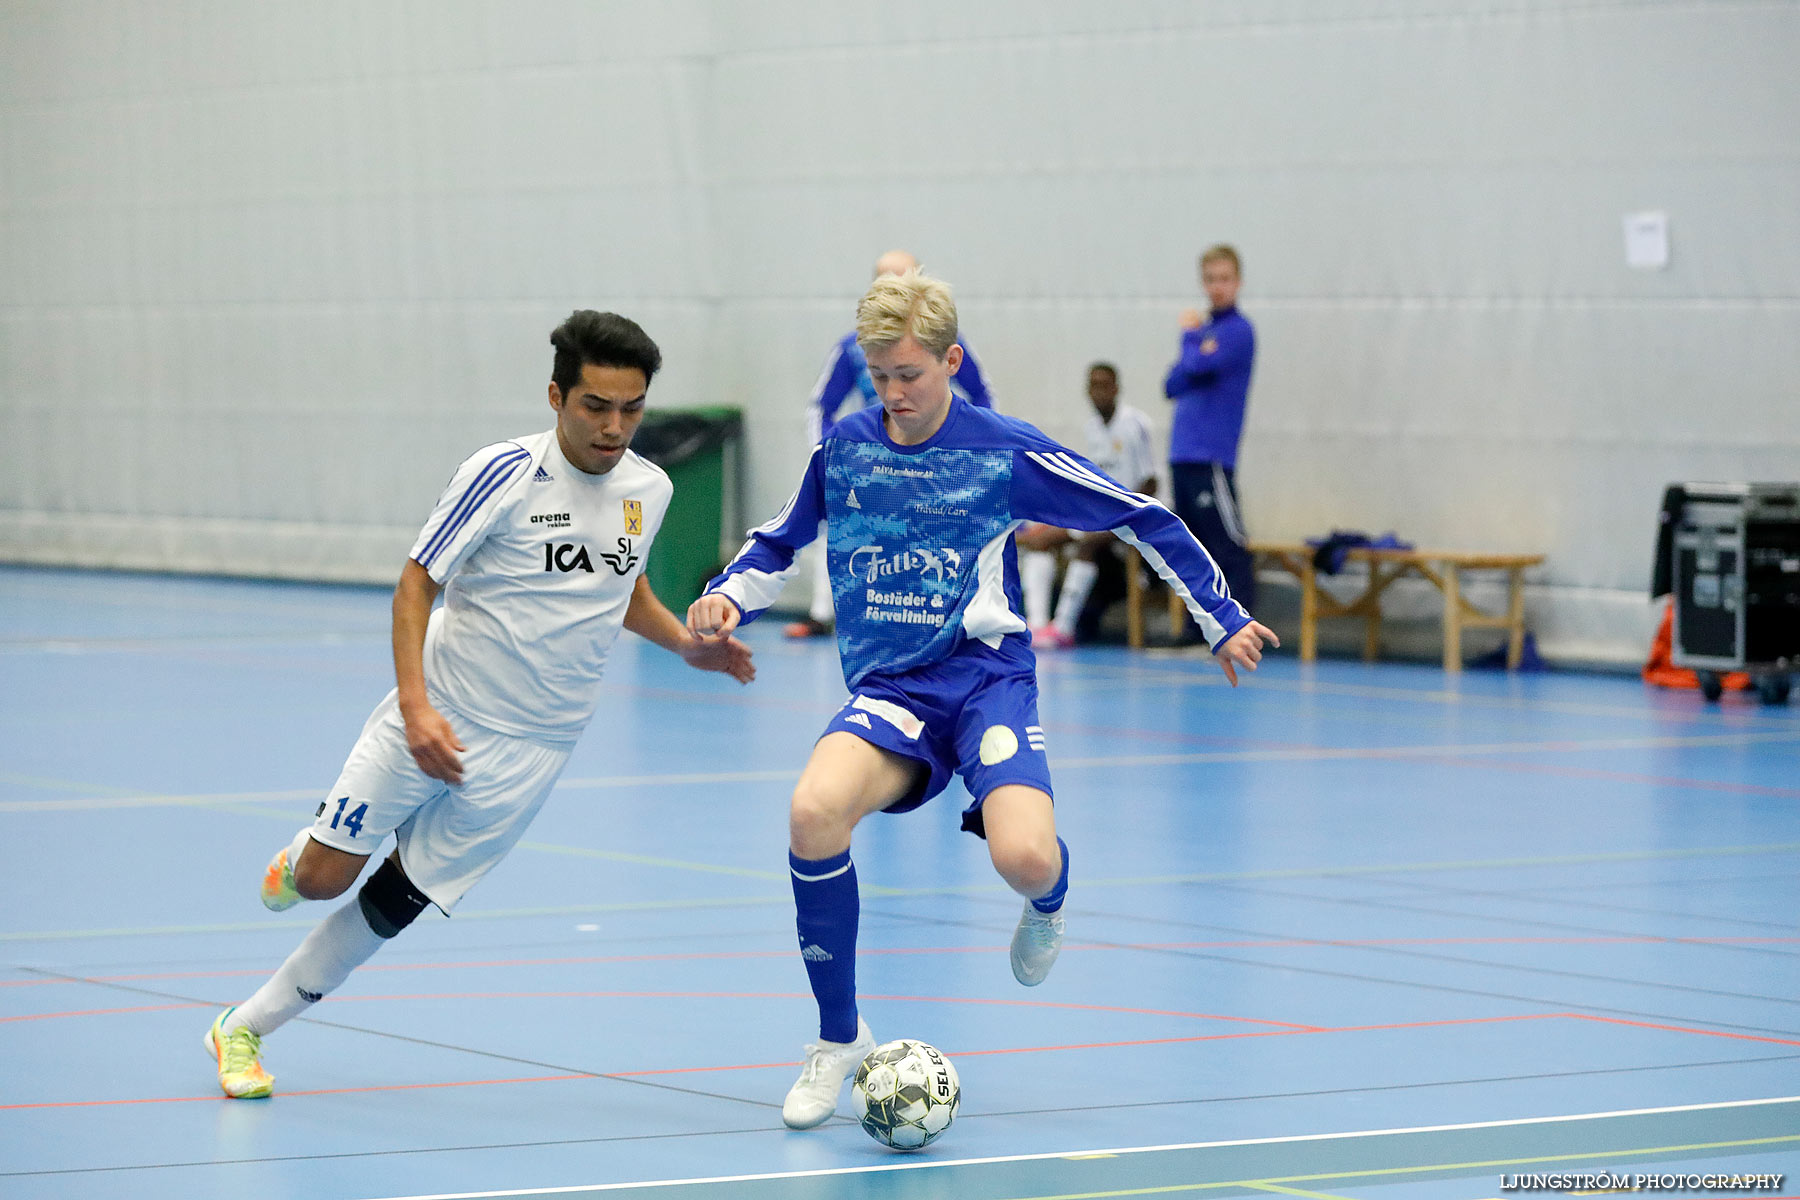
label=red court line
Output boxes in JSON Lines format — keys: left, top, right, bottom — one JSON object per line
{"left": 8, "top": 933, "right": 1795, "bottom": 989}
{"left": 4, "top": 1010, "right": 1783, "bottom": 1112}
{"left": 940, "top": 1013, "right": 1569, "bottom": 1061}
{"left": 1035, "top": 719, "right": 1301, "bottom": 753}
{"left": 0, "top": 1073, "right": 593, "bottom": 1111}
{"left": 0, "top": 989, "right": 1307, "bottom": 1027}
{"left": 856, "top": 993, "right": 1322, "bottom": 1030}
{"left": 0, "top": 1013, "right": 1551, "bottom": 1110}
{"left": 1566, "top": 1012, "right": 1800, "bottom": 1048}
{"left": 0, "top": 1002, "right": 208, "bottom": 1024}
{"left": 1133, "top": 935, "right": 1800, "bottom": 950}
{"left": 1430, "top": 756, "right": 1800, "bottom": 801}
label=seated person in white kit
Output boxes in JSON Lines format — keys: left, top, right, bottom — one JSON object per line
{"left": 202, "top": 310, "right": 754, "bottom": 1099}
{"left": 1018, "top": 362, "right": 1158, "bottom": 647}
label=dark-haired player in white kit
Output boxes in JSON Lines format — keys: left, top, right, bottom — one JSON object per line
{"left": 204, "top": 311, "right": 754, "bottom": 1098}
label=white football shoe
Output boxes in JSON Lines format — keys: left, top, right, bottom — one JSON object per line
{"left": 1010, "top": 902, "right": 1066, "bottom": 986}
{"left": 781, "top": 1016, "right": 875, "bottom": 1129}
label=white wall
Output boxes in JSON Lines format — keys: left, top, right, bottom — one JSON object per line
{"left": 4, "top": 1, "right": 1797, "bottom": 662}
{"left": 1, "top": 0, "right": 720, "bottom": 579}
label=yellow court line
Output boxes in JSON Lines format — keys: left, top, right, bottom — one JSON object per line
{"left": 1243, "top": 1184, "right": 1356, "bottom": 1200}
{"left": 996, "top": 1133, "right": 1800, "bottom": 1200}
{"left": 0, "top": 772, "right": 148, "bottom": 797}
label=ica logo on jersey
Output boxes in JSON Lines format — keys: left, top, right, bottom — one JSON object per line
{"left": 544, "top": 542, "right": 595, "bottom": 573}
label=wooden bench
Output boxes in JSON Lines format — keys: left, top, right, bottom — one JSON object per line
{"left": 1125, "top": 541, "right": 1544, "bottom": 671}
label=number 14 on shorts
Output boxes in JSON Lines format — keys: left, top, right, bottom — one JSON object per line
{"left": 323, "top": 796, "right": 367, "bottom": 838}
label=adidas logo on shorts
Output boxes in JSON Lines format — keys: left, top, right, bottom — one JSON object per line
{"left": 845, "top": 712, "right": 872, "bottom": 729}
{"left": 800, "top": 944, "right": 833, "bottom": 962}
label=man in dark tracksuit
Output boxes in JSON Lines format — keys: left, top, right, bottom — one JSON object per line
{"left": 1163, "top": 243, "right": 1256, "bottom": 617}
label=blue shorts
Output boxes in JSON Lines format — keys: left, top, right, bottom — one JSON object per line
{"left": 822, "top": 643, "right": 1053, "bottom": 837}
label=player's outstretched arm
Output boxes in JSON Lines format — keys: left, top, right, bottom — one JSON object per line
{"left": 626, "top": 577, "right": 753, "bottom": 684}
{"left": 1214, "top": 620, "right": 1280, "bottom": 687}
{"left": 393, "top": 558, "right": 467, "bottom": 784}
{"left": 1009, "top": 444, "right": 1274, "bottom": 677}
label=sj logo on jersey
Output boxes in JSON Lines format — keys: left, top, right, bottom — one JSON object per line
{"left": 598, "top": 537, "right": 639, "bottom": 575}
{"left": 623, "top": 499, "right": 643, "bottom": 536}
{"left": 544, "top": 542, "right": 595, "bottom": 573}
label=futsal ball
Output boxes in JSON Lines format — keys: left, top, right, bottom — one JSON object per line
{"left": 851, "top": 1039, "right": 960, "bottom": 1151}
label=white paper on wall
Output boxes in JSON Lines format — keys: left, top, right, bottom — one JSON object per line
{"left": 1624, "top": 210, "right": 1671, "bottom": 270}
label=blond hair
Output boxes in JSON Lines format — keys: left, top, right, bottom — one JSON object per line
{"left": 855, "top": 270, "right": 959, "bottom": 360}
{"left": 1200, "top": 244, "right": 1242, "bottom": 275}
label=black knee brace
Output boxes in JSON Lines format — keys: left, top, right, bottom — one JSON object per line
{"left": 357, "top": 857, "right": 431, "bottom": 938}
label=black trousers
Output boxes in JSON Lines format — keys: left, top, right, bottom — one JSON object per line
{"left": 1072, "top": 542, "right": 1130, "bottom": 643}
{"left": 1170, "top": 460, "right": 1256, "bottom": 614}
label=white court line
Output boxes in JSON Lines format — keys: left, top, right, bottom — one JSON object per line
{"left": 1073, "top": 660, "right": 1800, "bottom": 723}
{"left": 0, "top": 788, "right": 323, "bottom": 813}
{"left": 0, "top": 773, "right": 797, "bottom": 813}
{"left": 350, "top": 1095, "right": 1800, "bottom": 1199}
{"left": 6, "top": 731, "right": 1797, "bottom": 814}
{"left": 1053, "top": 728, "right": 1800, "bottom": 770}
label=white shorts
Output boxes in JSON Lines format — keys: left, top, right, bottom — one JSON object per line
{"left": 309, "top": 689, "right": 572, "bottom": 911}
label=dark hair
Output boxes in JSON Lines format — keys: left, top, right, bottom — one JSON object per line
{"left": 1088, "top": 361, "right": 1119, "bottom": 382}
{"left": 550, "top": 311, "right": 662, "bottom": 395}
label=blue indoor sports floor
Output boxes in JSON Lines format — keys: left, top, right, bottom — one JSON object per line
{"left": 2, "top": 565, "right": 1797, "bottom": 1200}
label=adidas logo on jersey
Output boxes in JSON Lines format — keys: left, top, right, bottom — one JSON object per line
{"left": 800, "top": 944, "right": 833, "bottom": 962}
{"left": 844, "top": 712, "right": 872, "bottom": 729}
{"left": 846, "top": 488, "right": 862, "bottom": 510}
{"left": 533, "top": 465, "right": 553, "bottom": 483}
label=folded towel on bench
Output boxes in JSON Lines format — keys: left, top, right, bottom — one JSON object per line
{"left": 1304, "top": 530, "right": 1415, "bottom": 574}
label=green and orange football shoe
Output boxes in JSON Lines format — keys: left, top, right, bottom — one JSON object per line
{"left": 205, "top": 1007, "right": 274, "bottom": 1099}
{"left": 260, "top": 845, "right": 302, "bottom": 912}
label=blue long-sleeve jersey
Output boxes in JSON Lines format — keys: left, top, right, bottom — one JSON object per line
{"left": 1162, "top": 306, "right": 1255, "bottom": 467}
{"left": 808, "top": 331, "right": 993, "bottom": 439}
{"left": 710, "top": 399, "right": 1252, "bottom": 689}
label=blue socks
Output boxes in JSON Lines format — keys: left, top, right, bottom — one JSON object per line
{"left": 790, "top": 849, "right": 860, "bottom": 1044}
{"left": 1031, "top": 837, "right": 1071, "bottom": 914}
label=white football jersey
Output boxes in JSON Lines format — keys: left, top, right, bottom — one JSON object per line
{"left": 1084, "top": 403, "right": 1157, "bottom": 493}
{"left": 408, "top": 428, "right": 672, "bottom": 743}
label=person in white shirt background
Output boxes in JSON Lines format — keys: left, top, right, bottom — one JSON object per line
{"left": 1018, "top": 362, "right": 1159, "bottom": 648}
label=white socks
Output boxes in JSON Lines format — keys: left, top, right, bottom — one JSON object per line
{"left": 1021, "top": 550, "right": 1056, "bottom": 627}
{"left": 227, "top": 899, "right": 388, "bottom": 1037}
{"left": 1054, "top": 559, "right": 1098, "bottom": 636}
{"left": 285, "top": 826, "right": 313, "bottom": 873}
